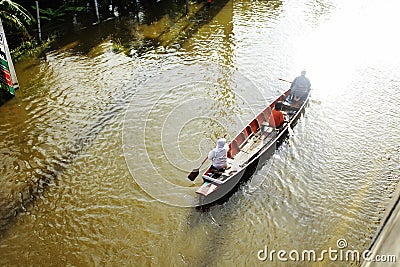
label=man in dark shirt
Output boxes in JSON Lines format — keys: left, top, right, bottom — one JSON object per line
{"left": 290, "top": 70, "right": 311, "bottom": 101}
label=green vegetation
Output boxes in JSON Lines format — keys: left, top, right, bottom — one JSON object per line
{"left": 1, "top": 1, "right": 83, "bottom": 61}
{"left": 1, "top": 0, "right": 195, "bottom": 61}
{"left": 34, "top": 3, "right": 84, "bottom": 22}
{"left": 0, "top": 0, "right": 34, "bottom": 35}
{"left": 111, "top": 38, "right": 124, "bottom": 53}
{"left": 10, "top": 35, "right": 55, "bottom": 62}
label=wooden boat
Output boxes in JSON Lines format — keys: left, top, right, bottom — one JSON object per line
{"left": 196, "top": 88, "right": 310, "bottom": 206}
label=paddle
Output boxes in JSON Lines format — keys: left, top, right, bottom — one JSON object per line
{"left": 278, "top": 78, "right": 292, "bottom": 84}
{"left": 188, "top": 157, "right": 208, "bottom": 181}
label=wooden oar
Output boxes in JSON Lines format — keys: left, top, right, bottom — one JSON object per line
{"left": 188, "top": 157, "right": 208, "bottom": 181}
{"left": 278, "top": 78, "right": 292, "bottom": 84}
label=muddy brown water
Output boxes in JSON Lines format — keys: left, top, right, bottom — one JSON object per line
{"left": 0, "top": 0, "right": 399, "bottom": 265}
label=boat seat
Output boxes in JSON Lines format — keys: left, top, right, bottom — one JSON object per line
{"left": 256, "top": 113, "right": 266, "bottom": 127}
{"left": 239, "top": 132, "right": 254, "bottom": 149}
{"left": 237, "top": 132, "right": 246, "bottom": 147}
{"left": 229, "top": 140, "right": 240, "bottom": 158}
{"left": 249, "top": 119, "right": 259, "bottom": 134}
{"left": 202, "top": 174, "right": 223, "bottom": 185}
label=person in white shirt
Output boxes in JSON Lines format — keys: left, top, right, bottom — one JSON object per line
{"left": 207, "top": 137, "right": 229, "bottom": 172}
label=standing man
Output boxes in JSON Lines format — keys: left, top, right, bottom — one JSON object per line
{"left": 290, "top": 70, "right": 311, "bottom": 101}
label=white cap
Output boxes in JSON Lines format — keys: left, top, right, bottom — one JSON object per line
{"left": 216, "top": 138, "right": 226, "bottom": 148}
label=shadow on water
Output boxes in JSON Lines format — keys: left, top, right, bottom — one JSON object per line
{"left": 0, "top": 92, "right": 135, "bottom": 236}
{"left": 0, "top": 0, "right": 232, "bottom": 237}
{"left": 183, "top": 186, "right": 258, "bottom": 265}
{"left": 182, "top": 104, "right": 309, "bottom": 266}
{"left": 50, "top": 0, "right": 231, "bottom": 56}
{"left": 0, "top": 93, "right": 14, "bottom": 107}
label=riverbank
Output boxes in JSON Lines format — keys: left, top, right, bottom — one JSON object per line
{"left": 10, "top": 36, "right": 55, "bottom": 63}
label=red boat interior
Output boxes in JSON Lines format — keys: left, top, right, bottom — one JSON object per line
{"left": 202, "top": 90, "right": 291, "bottom": 177}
